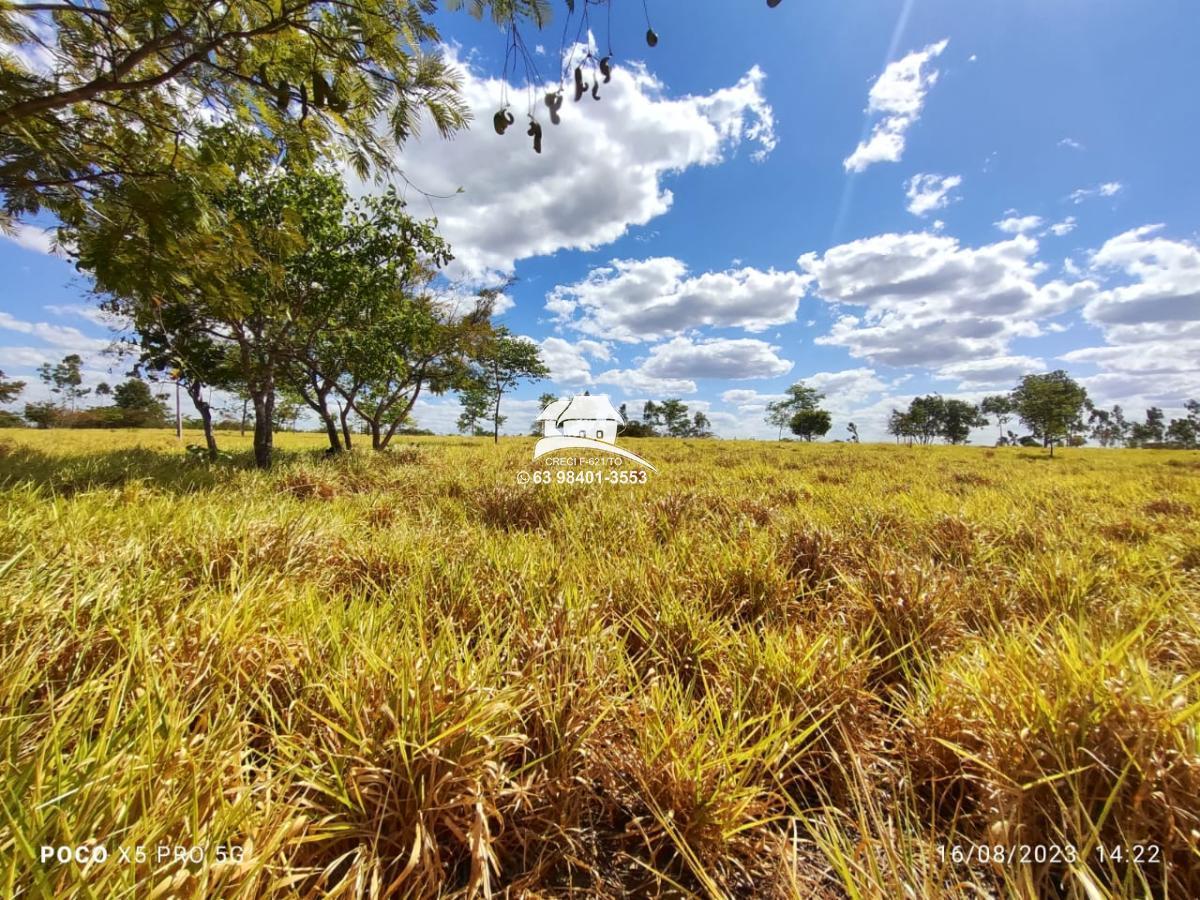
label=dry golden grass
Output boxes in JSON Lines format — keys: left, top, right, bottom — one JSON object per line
{"left": 1, "top": 428, "right": 1198, "bottom": 898}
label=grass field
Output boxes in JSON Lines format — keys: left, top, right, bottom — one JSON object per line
{"left": 1, "top": 429, "right": 1198, "bottom": 898}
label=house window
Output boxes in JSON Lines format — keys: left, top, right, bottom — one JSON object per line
{"left": 578, "top": 430, "right": 586, "bottom": 438}
{"left": 596, "top": 430, "right": 604, "bottom": 439}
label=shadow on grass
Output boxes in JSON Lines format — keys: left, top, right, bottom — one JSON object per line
{"left": 0, "top": 441, "right": 327, "bottom": 496}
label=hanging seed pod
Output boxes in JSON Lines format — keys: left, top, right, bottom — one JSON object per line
{"left": 527, "top": 119, "right": 543, "bottom": 154}
{"left": 646, "top": 28, "right": 659, "bottom": 47}
{"left": 599, "top": 56, "right": 612, "bottom": 83}
{"left": 257, "top": 64, "right": 270, "bottom": 87}
{"left": 493, "top": 109, "right": 514, "bottom": 135}
{"left": 573, "top": 66, "right": 587, "bottom": 102}
{"left": 312, "top": 72, "right": 330, "bottom": 108}
{"left": 544, "top": 91, "right": 563, "bottom": 125}
{"left": 299, "top": 83, "right": 308, "bottom": 120}
{"left": 592, "top": 80, "right": 600, "bottom": 101}
{"left": 274, "top": 79, "right": 290, "bottom": 111}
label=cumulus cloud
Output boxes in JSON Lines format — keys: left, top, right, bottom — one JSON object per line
{"left": 1070, "top": 181, "right": 1123, "bottom": 204}
{"left": 803, "top": 367, "right": 889, "bottom": 407}
{"left": 934, "top": 355, "right": 1047, "bottom": 388}
{"left": 1, "top": 223, "right": 59, "bottom": 255}
{"left": 1058, "top": 137, "right": 1084, "bottom": 151}
{"left": 589, "top": 336, "right": 793, "bottom": 397}
{"left": 844, "top": 39, "right": 949, "bottom": 172}
{"left": 799, "top": 231, "right": 1097, "bottom": 366}
{"left": 905, "top": 173, "right": 962, "bottom": 217}
{"left": 546, "top": 257, "right": 811, "bottom": 342}
{"left": 995, "top": 213, "right": 1043, "bottom": 234}
{"left": 636, "top": 336, "right": 793, "bottom": 380}
{"left": 1059, "top": 226, "right": 1200, "bottom": 404}
{"left": 1083, "top": 225, "right": 1200, "bottom": 327}
{"left": 363, "top": 50, "right": 777, "bottom": 278}
{"left": 0, "top": 311, "right": 111, "bottom": 351}
{"left": 593, "top": 367, "right": 697, "bottom": 396}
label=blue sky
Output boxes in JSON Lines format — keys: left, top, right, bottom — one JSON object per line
{"left": 3, "top": 0, "right": 1199, "bottom": 439}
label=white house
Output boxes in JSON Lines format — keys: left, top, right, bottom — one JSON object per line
{"left": 535, "top": 392, "right": 625, "bottom": 444}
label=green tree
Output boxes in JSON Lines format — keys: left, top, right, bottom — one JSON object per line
{"left": 790, "top": 408, "right": 832, "bottom": 442}
{"left": 0, "top": 0, "right": 562, "bottom": 228}
{"left": 1087, "top": 404, "right": 1130, "bottom": 447}
{"left": 458, "top": 384, "right": 493, "bottom": 436}
{"left": 0, "top": 370, "right": 26, "bottom": 405}
{"left": 980, "top": 394, "right": 1014, "bottom": 445}
{"left": 23, "top": 401, "right": 59, "bottom": 429}
{"left": 1129, "top": 407, "right": 1166, "bottom": 446}
{"left": 466, "top": 328, "right": 548, "bottom": 443}
{"left": 846, "top": 422, "right": 859, "bottom": 443}
{"left": 657, "top": 399, "right": 693, "bottom": 437}
{"left": 940, "top": 399, "right": 986, "bottom": 444}
{"left": 272, "top": 388, "right": 305, "bottom": 433}
{"left": 765, "top": 383, "right": 824, "bottom": 440}
{"left": 37, "top": 353, "right": 90, "bottom": 410}
{"left": 887, "top": 408, "right": 913, "bottom": 444}
{"left": 110, "top": 377, "right": 168, "bottom": 427}
{"left": 1010, "top": 370, "right": 1090, "bottom": 457}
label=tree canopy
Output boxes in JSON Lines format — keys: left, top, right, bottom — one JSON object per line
{"left": 0, "top": 0, "right": 565, "bottom": 226}
{"left": 1011, "top": 370, "right": 1089, "bottom": 457}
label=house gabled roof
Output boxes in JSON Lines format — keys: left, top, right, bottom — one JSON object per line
{"left": 535, "top": 398, "right": 571, "bottom": 422}
{"left": 555, "top": 393, "right": 624, "bottom": 425}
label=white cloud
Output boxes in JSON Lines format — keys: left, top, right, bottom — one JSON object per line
{"left": 995, "top": 214, "right": 1044, "bottom": 234}
{"left": 934, "top": 355, "right": 1046, "bottom": 388}
{"left": 2, "top": 223, "right": 58, "bottom": 255}
{"left": 44, "top": 303, "right": 130, "bottom": 329}
{"left": 546, "top": 256, "right": 811, "bottom": 342}
{"left": 1059, "top": 226, "right": 1200, "bottom": 407}
{"left": 0, "top": 312, "right": 111, "bottom": 351}
{"left": 1070, "top": 181, "right": 1123, "bottom": 204}
{"left": 593, "top": 368, "right": 697, "bottom": 397}
{"left": 803, "top": 367, "right": 888, "bottom": 408}
{"left": 636, "top": 336, "right": 793, "bottom": 380}
{"left": 537, "top": 336, "right": 596, "bottom": 386}
{"left": 592, "top": 336, "right": 793, "bottom": 397}
{"left": 905, "top": 173, "right": 962, "bottom": 217}
{"left": 365, "top": 50, "right": 777, "bottom": 278}
{"left": 1058, "top": 138, "right": 1084, "bottom": 151}
{"left": 1046, "top": 217, "right": 1077, "bottom": 237}
{"left": 799, "top": 231, "right": 1097, "bottom": 366}
{"left": 1084, "top": 225, "right": 1200, "bottom": 328}
{"left": 844, "top": 39, "right": 949, "bottom": 172}
{"left": 721, "top": 388, "right": 782, "bottom": 409}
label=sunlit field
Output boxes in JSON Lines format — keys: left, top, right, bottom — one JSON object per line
{"left": 2, "top": 429, "right": 1198, "bottom": 898}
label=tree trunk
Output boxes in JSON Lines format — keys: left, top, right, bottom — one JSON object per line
{"left": 321, "top": 411, "right": 342, "bottom": 453}
{"left": 493, "top": 389, "right": 502, "bottom": 444}
{"left": 185, "top": 381, "right": 219, "bottom": 460}
{"left": 334, "top": 398, "right": 353, "bottom": 450}
{"left": 339, "top": 403, "right": 353, "bottom": 450}
{"left": 241, "top": 399, "right": 248, "bottom": 437}
{"left": 251, "top": 381, "right": 274, "bottom": 469}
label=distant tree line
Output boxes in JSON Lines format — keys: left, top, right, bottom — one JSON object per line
{"left": 888, "top": 370, "right": 1200, "bottom": 455}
